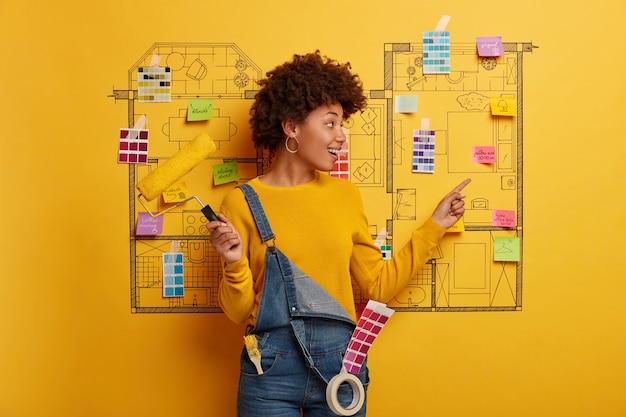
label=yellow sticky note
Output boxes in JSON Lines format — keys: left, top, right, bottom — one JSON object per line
{"left": 162, "top": 182, "right": 190, "bottom": 203}
{"left": 448, "top": 216, "right": 465, "bottom": 232}
{"left": 187, "top": 99, "right": 214, "bottom": 121}
{"left": 213, "top": 161, "right": 240, "bottom": 185}
{"left": 490, "top": 96, "right": 517, "bottom": 116}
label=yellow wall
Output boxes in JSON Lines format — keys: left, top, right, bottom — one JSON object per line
{"left": 2, "top": 1, "right": 625, "bottom": 416}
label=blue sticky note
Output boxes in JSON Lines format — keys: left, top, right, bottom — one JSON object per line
{"left": 395, "top": 95, "right": 418, "bottom": 113}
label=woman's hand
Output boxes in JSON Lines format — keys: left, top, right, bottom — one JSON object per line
{"left": 207, "top": 213, "right": 243, "bottom": 264}
{"left": 431, "top": 178, "right": 471, "bottom": 229}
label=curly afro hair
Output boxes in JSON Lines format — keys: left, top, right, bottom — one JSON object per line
{"left": 249, "top": 51, "right": 368, "bottom": 157}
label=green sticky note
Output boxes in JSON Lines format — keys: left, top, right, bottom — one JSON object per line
{"left": 493, "top": 236, "right": 520, "bottom": 262}
{"left": 187, "top": 99, "right": 213, "bottom": 121}
{"left": 212, "top": 161, "right": 240, "bottom": 185}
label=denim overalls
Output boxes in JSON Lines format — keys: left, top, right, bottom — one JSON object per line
{"left": 236, "top": 184, "right": 369, "bottom": 417}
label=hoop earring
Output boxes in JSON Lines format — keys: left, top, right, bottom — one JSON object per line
{"left": 285, "top": 136, "right": 300, "bottom": 153}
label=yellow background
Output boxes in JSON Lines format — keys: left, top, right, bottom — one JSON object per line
{"left": 1, "top": 0, "right": 625, "bottom": 416}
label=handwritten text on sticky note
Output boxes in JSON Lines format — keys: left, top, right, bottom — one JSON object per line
{"left": 447, "top": 216, "right": 465, "bottom": 232}
{"left": 477, "top": 36, "right": 504, "bottom": 57}
{"left": 162, "top": 182, "right": 190, "bottom": 203}
{"left": 473, "top": 146, "right": 496, "bottom": 164}
{"left": 187, "top": 99, "right": 214, "bottom": 121}
{"left": 213, "top": 161, "right": 240, "bottom": 185}
{"left": 136, "top": 212, "right": 163, "bottom": 235}
{"left": 492, "top": 210, "right": 516, "bottom": 228}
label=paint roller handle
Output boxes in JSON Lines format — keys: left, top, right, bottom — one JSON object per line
{"left": 201, "top": 204, "right": 220, "bottom": 222}
{"left": 207, "top": 213, "right": 242, "bottom": 264}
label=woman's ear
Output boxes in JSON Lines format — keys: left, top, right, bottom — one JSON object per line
{"left": 282, "top": 119, "right": 297, "bottom": 137}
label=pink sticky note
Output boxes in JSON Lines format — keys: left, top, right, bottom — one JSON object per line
{"left": 136, "top": 212, "right": 164, "bottom": 235}
{"left": 477, "top": 36, "right": 503, "bottom": 57}
{"left": 492, "top": 210, "right": 516, "bottom": 228}
{"left": 473, "top": 146, "right": 496, "bottom": 164}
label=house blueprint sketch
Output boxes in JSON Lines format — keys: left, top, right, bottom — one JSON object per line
{"left": 111, "top": 41, "right": 535, "bottom": 313}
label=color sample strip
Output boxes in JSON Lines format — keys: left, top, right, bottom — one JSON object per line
{"left": 330, "top": 136, "right": 350, "bottom": 180}
{"left": 343, "top": 300, "right": 394, "bottom": 374}
{"left": 162, "top": 252, "right": 184, "bottom": 297}
{"left": 422, "top": 31, "right": 450, "bottom": 74}
{"left": 138, "top": 66, "right": 171, "bottom": 102}
{"left": 330, "top": 148, "right": 349, "bottom": 180}
{"left": 412, "top": 129, "right": 435, "bottom": 173}
{"left": 118, "top": 128, "right": 149, "bottom": 164}
{"left": 379, "top": 245, "right": 392, "bottom": 261}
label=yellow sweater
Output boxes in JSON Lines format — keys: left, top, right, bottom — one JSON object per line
{"left": 218, "top": 171, "right": 446, "bottom": 325}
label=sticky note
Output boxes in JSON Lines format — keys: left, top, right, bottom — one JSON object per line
{"left": 162, "top": 182, "right": 190, "bottom": 203}
{"left": 473, "top": 146, "right": 496, "bottom": 164}
{"left": 492, "top": 210, "right": 516, "bottom": 228}
{"left": 494, "top": 236, "right": 520, "bottom": 262}
{"left": 476, "top": 36, "right": 504, "bottom": 57}
{"left": 395, "top": 95, "right": 418, "bottom": 113}
{"left": 187, "top": 99, "right": 214, "bottom": 121}
{"left": 136, "top": 212, "right": 163, "bottom": 235}
{"left": 490, "top": 96, "right": 517, "bottom": 116}
{"left": 213, "top": 161, "right": 240, "bottom": 185}
{"left": 448, "top": 216, "right": 465, "bottom": 232}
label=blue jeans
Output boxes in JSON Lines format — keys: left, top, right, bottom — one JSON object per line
{"left": 236, "top": 184, "right": 368, "bottom": 416}
{"left": 237, "top": 320, "right": 369, "bottom": 417}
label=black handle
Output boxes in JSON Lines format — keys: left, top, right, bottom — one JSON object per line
{"left": 201, "top": 204, "right": 219, "bottom": 222}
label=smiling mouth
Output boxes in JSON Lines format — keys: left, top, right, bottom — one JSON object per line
{"left": 328, "top": 148, "right": 345, "bottom": 156}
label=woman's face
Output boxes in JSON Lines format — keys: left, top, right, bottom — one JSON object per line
{"left": 294, "top": 103, "right": 347, "bottom": 172}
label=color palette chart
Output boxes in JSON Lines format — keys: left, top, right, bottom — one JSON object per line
{"left": 412, "top": 129, "right": 435, "bottom": 173}
{"left": 162, "top": 252, "right": 184, "bottom": 297}
{"left": 422, "top": 31, "right": 451, "bottom": 74}
{"left": 118, "top": 128, "right": 149, "bottom": 164}
{"left": 330, "top": 149, "right": 349, "bottom": 180}
{"left": 330, "top": 138, "right": 350, "bottom": 180}
{"left": 342, "top": 300, "right": 394, "bottom": 374}
{"left": 137, "top": 66, "right": 171, "bottom": 103}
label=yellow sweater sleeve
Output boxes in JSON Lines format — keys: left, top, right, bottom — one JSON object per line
{"left": 350, "top": 217, "right": 446, "bottom": 303}
{"left": 217, "top": 173, "right": 447, "bottom": 325}
{"left": 216, "top": 188, "right": 258, "bottom": 325}
{"left": 218, "top": 255, "right": 255, "bottom": 324}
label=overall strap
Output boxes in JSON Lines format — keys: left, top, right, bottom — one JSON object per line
{"left": 237, "top": 184, "right": 275, "bottom": 244}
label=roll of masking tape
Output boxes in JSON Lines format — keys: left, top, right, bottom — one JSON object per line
{"left": 326, "top": 369, "right": 365, "bottom": 416}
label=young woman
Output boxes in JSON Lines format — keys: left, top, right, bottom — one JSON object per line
{"left": 208, "top": 51, "right": 470, "bottom": 417}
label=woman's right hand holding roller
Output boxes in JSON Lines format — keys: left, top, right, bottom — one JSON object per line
{"left": 207, "top": 213, "right": 243, "bottom": 264}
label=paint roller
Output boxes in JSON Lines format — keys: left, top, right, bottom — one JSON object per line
{"left": 136, "top": 133, "right": 220, "bottom": 221}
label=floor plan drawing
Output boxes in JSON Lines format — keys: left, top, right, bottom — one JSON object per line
{"left": 111, "top": 41, "right": 535, "bottom": 313}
